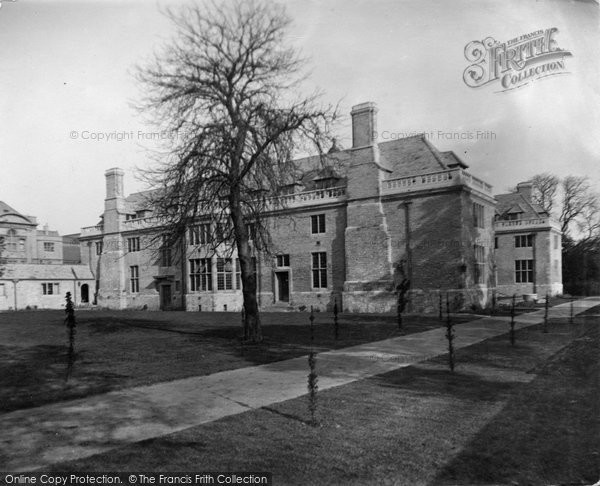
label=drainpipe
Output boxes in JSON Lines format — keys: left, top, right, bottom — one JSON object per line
{"left": 403, "top": 201, "right": 413, "bottom": 283}
{"left": 532, "top": 233, "right": 537, "bottom": 295}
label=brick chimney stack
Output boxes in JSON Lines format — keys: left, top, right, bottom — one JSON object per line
{"left": 105, "top": 167, "right": 124, "bottom": 200}
{"left": 516, "top": 181, "right": 533, "bottom": 202}
{"left": 351, "top": 102, "right": 378, "bottom": 148}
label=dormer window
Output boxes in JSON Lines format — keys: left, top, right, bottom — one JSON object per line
{"left": 314, "top": 177, "right": 340, "bottom": 190}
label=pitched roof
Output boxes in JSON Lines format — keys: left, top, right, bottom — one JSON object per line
{"left": 0, "top": 201, "right": 35, "bottom": 225}
{"left": 1, "top": 264, "right": 94, "bottom": 281}
{"left": 494, "top": 192, "right": 546, "bottom": 219}
{"left": 379, "top": 135, "right": 449, "bottom": 178}
{"left": 124, "top": 190, "right": 157, "bottom": 213}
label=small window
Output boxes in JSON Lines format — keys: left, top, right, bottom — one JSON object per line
{"left": 312, "top": 252, "right": 327, "bottom": 289}
{"left": 160, "top": 237, "right": 172, "bottom": 266}
{"left": 190, "top": 223, "right": 212, "bottom": 245}
{"left": 514, "top": 235, "right": 533, "bottom": 248}
{"left": 276, "top": 254, "right": 290, "bottom": 267}
{"left": 515, "top": 259, "right": 534, "bottom": 283}
{"left": 130, "top": 266, "right": 139, "bottom": 293}
{"left": 42, "top": 282, "right": 59, "bottom": 295}
{"left": 494, "top": 237, "right": 498, "bottom": 249}
{"left": 311, "top": 214, "right": 326, "bottom": 234}
{"left": 474, "top": 245, "right": 485, "bottom": 284}
{"left": 19, "top": 239, "right": 26, "bottom": 252}
{"left": 43, "top": 242, "right": 55, "bottom": 252}
{"left": 472, "top": 203, "right": 485, "bottom": 228}
{"left": 95, "top": 241, "right": 103, "bottom": 255}
{"left": 127, "top": 237, "right": 140, "bottom": 252}
{"left": 161, "top": 247, "right": 172, "bottom": 267}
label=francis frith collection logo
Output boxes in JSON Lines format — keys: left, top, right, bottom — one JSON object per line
{"left": 463, "top": 28, "right": 572, "bottom": 92}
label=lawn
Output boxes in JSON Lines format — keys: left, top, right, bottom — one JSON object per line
{"left": 0, "top": 308, "right": 467, "bottom": 413}
{"left": 42, "top": 307, "right": 599, "bottom": 485}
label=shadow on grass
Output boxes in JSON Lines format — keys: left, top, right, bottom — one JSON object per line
{"left": 372, "top": 364, "right": 519, "bottom": 403}
{"left": 433, "top": 323, "right": 600, "bottom": 486}
{"left": 0, "top": 344, "right": 125, "bottom": 413}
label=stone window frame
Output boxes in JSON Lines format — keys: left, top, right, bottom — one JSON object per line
{"left": 311, "top": 252, "right": 328, "bottom": 289}
{"left": 514, "top": 234, "right": 533, "bottom": 248}
{"left": 130, "top": 265, "right": 140, "bottom": 293}
{"left": 41, "top": 282, "right": 59, "bottom": 295}
{"left": 216, "top": 258, "right": 233, "bottom": 291}
{"left": 515, "top": 259, "right": 534, "bottom": 283}
{"left": 311, "top": 214, "right": 326, "bottom": 234}
{"left": 127, "top": 237, "right": 140, "bottom": 253}
{"left": 190, "top": 258, "right": 212, "bottom": 292}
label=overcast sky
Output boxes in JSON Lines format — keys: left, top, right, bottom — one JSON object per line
{"left": 1, "top": 0, "right": 598, "bottom": 234}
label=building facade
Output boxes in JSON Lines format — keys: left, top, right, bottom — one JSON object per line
{"left": 0, "top": 201, "right": 94, "bottom": 310}
{"left": 80, "top": 102, "right": 518, "bottom": 313}
{"left": 493, "top": 182, "right": 563, "bottom": 298}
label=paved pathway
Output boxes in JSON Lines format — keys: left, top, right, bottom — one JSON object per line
{"left": 0, "top": 298, "right": 597, "bottom": 472}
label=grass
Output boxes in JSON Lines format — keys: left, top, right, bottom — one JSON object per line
{"left": 0, "top": 308, "right": 466, "bottom": 413}
{"left": 43, "top": 308, "right": 599, "bottom": 485}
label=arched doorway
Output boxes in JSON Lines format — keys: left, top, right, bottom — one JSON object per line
{"left": 81, "top": 284, "right": 89, "bottom": 303}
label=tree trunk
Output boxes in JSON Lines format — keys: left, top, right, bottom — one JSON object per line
{"left": 230, "top": 196, "right": 262, "bottom": 343}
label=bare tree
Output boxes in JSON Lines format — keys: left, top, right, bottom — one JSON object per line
{"left": 531, "top": 173, "right": 559, "bottom": 213}
{"left": 560, "top": 175, "right": 593, "bottom": 237}
{"left": 577, "top": 192, "right": 600, "bottom": 241}
{"left": 530, "top": 173, "right": 599, "bottom": 240}
{"left": 136, "top": 1, "right": 337, "bottom": 341}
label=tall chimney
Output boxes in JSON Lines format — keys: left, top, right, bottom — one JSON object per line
{"left": 516, "top": 181, "right": 533, "bottom": 202}
{"left": 105, "top": 167, "right": 124, "bottom": 200}
{"left": 351, "top": 102, "right": 378, "bottom": 148}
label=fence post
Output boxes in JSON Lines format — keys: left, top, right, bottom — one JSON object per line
{"left": 439, "top": 292, "right": 443, "bottom": 321}
{"left": 509, "top": 294, "right": 516, "bottom": 345}
{"left": 446, "top": 293, "right": 455, "bottom": 372}
{"left": 543, "top": 293, "right": 549, "bottom": 333}
{"left": 64, "top": 292, "right": 76, "bottom": 381}
{"left": 333, "top": 300, "right": 339, "bottom": 339}
{"left": 308, "top": 306, "right": 318, "bottom": 426}
{"left": 570, "top": 298, "right": 574, "bottom": 325}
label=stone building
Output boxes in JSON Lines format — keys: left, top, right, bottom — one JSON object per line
{"left": 0, "top": 201, "right": 94, "bottom": 310}
{"left": 80, "top": 102, "right": 508, "bottom": 313}
{"left": 493, "top": 182, "right": 563, "bottom": 298}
